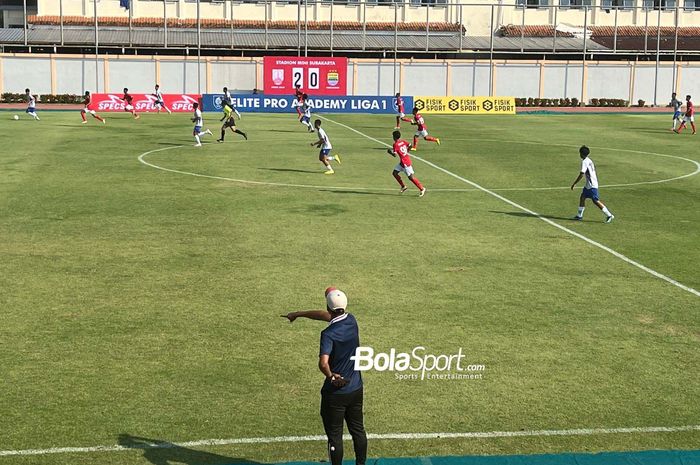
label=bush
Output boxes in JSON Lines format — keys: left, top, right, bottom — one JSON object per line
{"left": 638, "top": 99, "right": 646, "bottom": 107}
{"left": 572, "top": 97, "right": 580, "bottom": 107}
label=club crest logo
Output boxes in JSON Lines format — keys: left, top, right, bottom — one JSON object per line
{"left": 327, "top": 70, "right": 339, "bottom": 87}
{"left": 272, "top": 69, "right": 284, "bottom": 86}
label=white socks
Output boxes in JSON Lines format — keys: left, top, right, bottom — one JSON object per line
{"left": 577, "top": 207, "right": 585, "bottom": 217}
{"left": 601, "top": 206, "right": 612, "bottom": 217}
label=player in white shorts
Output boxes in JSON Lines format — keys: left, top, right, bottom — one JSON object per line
{"left": 571, "top": 145, "right": 614, "bottom": 223}
{"left": 152, "top": 84, "right": 172, "bottom": 114}
{"left": 24, "top": 88, "right": 40, "bottom": 120}
{"left": 80, "top": 91, "right": 106, "bottom": 124}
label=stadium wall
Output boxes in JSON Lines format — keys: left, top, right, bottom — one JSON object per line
{"left": 2, "top": 53, "right": 700, "bottom": 105}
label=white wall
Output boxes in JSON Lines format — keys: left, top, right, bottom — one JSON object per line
{"left": 210, "top": 61, "right": 257, "bottom": 94}
{"left": 2, "top": 57, "right": 51, "bottom": 94}
{"left": 541, "top": 64, "right": 583, "bottom": 100}
{"left": 403, "top": 63, "right": 447, "bottom": 96}
{"left": 496, "top": 64, "right": 540, "bottom": 98}
{"left": 451, "top": 62, "right": 491, "bottom": 96}
{"left": 55, "top": 58, "right": 105, "bottom": 94}
{"left": 587, "top": 64, "right": 632, "bottom": 100}
{"left": 109, "top": 59, "right": 156, "bottom": 93}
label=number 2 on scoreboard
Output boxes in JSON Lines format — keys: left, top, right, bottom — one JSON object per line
{"left": 292, "top": 68, "right": 304, "bottom": 89}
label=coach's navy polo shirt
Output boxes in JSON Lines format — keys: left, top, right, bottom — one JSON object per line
{"left": 320, "top": 312, "right": 363, "bottom": 395}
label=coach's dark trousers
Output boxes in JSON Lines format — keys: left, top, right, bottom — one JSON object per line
{"left": 320, "top": 387, "right": 367, "bottom": 465}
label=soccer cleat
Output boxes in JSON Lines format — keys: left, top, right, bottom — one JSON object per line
{"left": 436, "top": 138, "right": 441, "bottom": 146}
{"left": 673, "top": 129, "right": 679, "bottom": 134}
{"left": 308, "top": 127, "right": 314, "bottom": 133}
{"left": 102, "top": 119, "right": 106, "bottom": 124}
{"left": 135, "top": 115, "right": 140, "bottom": 119}
{"left": 573, "top": 216, "right": 583, "bottom": 221}
{"left": 400, "top": 186, "right": 408, "bottom": 194}
{"left": 194, "top": 143, "right": 202, "bottom": 147}
{"left": 242, "top": 132, "right": 248, "bottom": 140}
{"left": 410, "top": 147, "right": 417, "bottom": 152}
{"left": 324, "top": 169, "right": 334, "bottom": 175}
{"left": 81, "top": 121, "right": 87, "bottom": 124}
{"left": 205, "top": 129, "right": 213, "bottom": 135}
{"left": 394, "top": 126, "right": 400, "bottom": 130}
{"left": 605, "top": 215, "right": 615, "bottom": 223}
{"left": 335, "top": 154, "right": 342, "bottom": 165}
{"left": 217, "top": 139, "right": 223, "bottom": 143}
{"left": 419, "top": 188, "right": 426, "bottom": 197}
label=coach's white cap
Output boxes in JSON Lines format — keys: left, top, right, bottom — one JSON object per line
{"left": 325, "top": 287, "right": 348, "bottom": 312}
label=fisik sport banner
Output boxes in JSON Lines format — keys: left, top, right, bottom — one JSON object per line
{"left": 263, "top": 56, "right": 348, "bottom": 96}
{"left": 414, "top": 96, "right": 516, "bottom": 115}
{"left": 91, "top": 94, "right": 201, "bottom": 112}
{"left": 201, "top": 94, "right": 413, "bottom": 114}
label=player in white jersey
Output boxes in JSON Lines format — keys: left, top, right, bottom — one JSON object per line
{"left": 311, "top": 119, "right": 341, "bottom": 174}
{"left": 152, "top": 84, "right": 172, "bottom": 114}
{"left": 24, "top": 88, "right": 40, "bottom": 120}
{"left": 670, "top": 92, "right": 683, "bottom": 131}
{"left": 191, "top": 102, "right": 212, "bottom": 147}
{"left": 571, "top": 145, "right": 614, "bottom": 223}
{"left": 299, "top": 94, "right": 314, "bottom": 132}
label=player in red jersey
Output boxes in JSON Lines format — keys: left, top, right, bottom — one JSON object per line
{"left": 675, "top": 94, "right": 696, "bottom": 135}
{"left": 122, "top": 88, "right": 140, "bottom": 119}
{"left": 409, "top": 107, "right": 440, "bottom": 151}
{"left": 387, "top": 130, "right": 426, "bottom": 197}
{"left": 80, "top": 91, "right": 106, "bottom": 124}
{"left": 294, "top": 85, "right": 304, "bottom": 118}
{"left": 393, "top": 93, "right": 412, "bottom": 129}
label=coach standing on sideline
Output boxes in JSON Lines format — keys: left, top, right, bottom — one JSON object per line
{"left": 282, "top": 287, "right": 368, "bottom": 465}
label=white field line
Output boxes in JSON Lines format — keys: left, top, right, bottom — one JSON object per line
{"left": 138, "top": 142, "right": 700, "bottom": 193}
{"left": 2, "top": 425, "right": 699, "bottom": 457}
{"left": 319, "top": 116, "right": 700, "bottom": 298}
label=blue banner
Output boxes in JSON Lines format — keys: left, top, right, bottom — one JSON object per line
{"left": 201, "top": 94, "right": 414, "bottom": 114}
{"left": 120, "top": 0, "right": 129, "bottom": 9}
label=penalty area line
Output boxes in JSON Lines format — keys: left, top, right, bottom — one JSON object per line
{"left": 2, "top": 425, "right": 699, "bottom": 457}
{"left": 318, "top": 115, "right": 700, "bottom": 298}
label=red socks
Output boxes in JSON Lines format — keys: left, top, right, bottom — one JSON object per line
{"left": 426, "top": 136, "right": 437, "bottom": 143}
{"left": 410, "top": 177, "right": 423, "bottom": 190}
{"left": 81, "top": 112, "right": 86, "bottom": 122}
{"left": 412, "top": 136, "right": 418, "bottom": 148}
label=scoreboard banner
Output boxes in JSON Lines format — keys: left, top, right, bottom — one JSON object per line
{"left": 91, "top": 93, "right": 201, "bottom": 112}
{"left": 414, "top": 96, "right": 516, "bottom": 115}
{"left": 263, "top": 56, "right": 348, "bottom": 96}
{"left": 202, "top": 94, "right": 411, "bottom": 114}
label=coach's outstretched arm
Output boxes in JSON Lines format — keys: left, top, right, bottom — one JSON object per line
{"left": 281, "top": 310, "right": 332, "bottom": 322}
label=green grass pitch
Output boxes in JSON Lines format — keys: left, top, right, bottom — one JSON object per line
{"left": 0, "top": 110, "right": 698, "bottom": 465}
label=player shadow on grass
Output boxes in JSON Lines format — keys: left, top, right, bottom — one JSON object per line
{"left": 259, "top": 167, "right": 319, "bottom": 174}
{"left": 490, "top": 210, "right": 577, "bottom": 221}
{"left": 320, "top": 189, "right": 397, "bottom": 196}
{"left": 118, "top": 434, "right": 261, "bottom": 465}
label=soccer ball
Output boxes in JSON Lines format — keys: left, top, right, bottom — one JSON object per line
{"left": 13, "top": 115, "right": 19, "bottom": 120}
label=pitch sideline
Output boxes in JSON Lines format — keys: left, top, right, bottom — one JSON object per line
{"left": 318, "top": 115, "right": 700, "bottom": 298}
{"left": 2, "top": 425, "right": 700, "bottom": 457}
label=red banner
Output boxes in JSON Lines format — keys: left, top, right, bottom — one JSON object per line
{"left": 92, "top": 93, "right": 201, "bottom": 112}
{"left": 263, "top": 56, "right": 348, "bottom": 96}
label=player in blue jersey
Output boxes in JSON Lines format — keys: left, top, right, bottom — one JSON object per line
{"left": 25, "top": 89, "right": 40, "bottom": 120}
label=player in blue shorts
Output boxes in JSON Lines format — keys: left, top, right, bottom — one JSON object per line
{"left": 299, "top": 94, "right": 314, "bottom": 132}
{"left": 191, "top": 102, "right": 212, "bottom": 147}
{"left": 670, "top": 92, "right": 683, "bottom": 132}
{"left": 571, "top": 145, "right": 614, "bottom": 223}
{"left": 25, "top": 88, "right": 40, "bottom": 120}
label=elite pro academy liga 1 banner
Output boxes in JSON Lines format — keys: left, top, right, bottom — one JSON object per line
{"left": 263, "top": 56, "right": 348, "bottom": 96}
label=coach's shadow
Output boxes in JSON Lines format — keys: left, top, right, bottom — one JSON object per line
{"left": 490, "top": 210, "right": 577, "bottom": 221}
{"left": 118, "top": 434, "right": 261, "bottom": 465}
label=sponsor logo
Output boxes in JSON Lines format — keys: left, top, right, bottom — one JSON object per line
{"left": 134, "top": 95, "right": 159, "bottom": 111}
{"left": 272, "top": 69, "right": 284, "bottom": 86}
{"left": 171, "top": 95, "right": 199, "bottom": 112}
{"left": 448, "top": 99, "right": 460, "bottom": 112}
{"left": 327, "top": 70, "right": 339, "bottom": 87}
{"left": 414, "top": 99, "right": 425, "bottom": 111}
{"left": 482, "top": 99, "right": 494, "bottom": 111}
{"left": 97, "top": 94, "right": 127, "bottom": 111}
{"left": 350, "top": 346, "right": 486, "bottom": 381}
